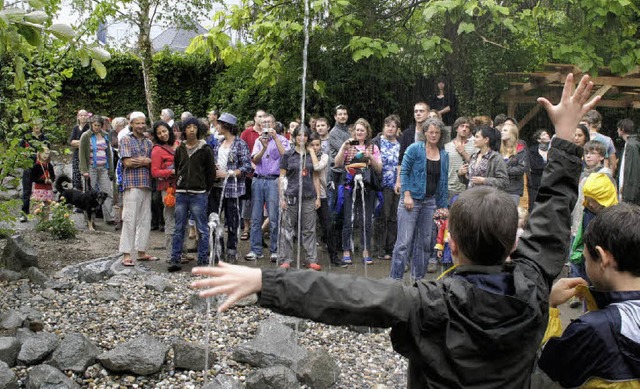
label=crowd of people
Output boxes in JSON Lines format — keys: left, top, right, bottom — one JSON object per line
{"left": 16, "top": 74, "right": 640, "bottom": 386}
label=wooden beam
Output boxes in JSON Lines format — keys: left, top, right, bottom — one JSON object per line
{"left": 517, "top": 105, "right": 542, "bottom": 129}
{"left": 500, "top": 95, "right": 640, "bottom": 109}
{"left": 589, "top": 84, "right": 612, "bottom": 104}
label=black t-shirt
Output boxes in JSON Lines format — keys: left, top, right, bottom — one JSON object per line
{"left": 280, "top": 149, "right": 315, "bottom": 198}
{"left": 426, "top": 159, "right": 441, "bottom": 197}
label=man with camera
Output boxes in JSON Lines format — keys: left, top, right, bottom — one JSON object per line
{"left": 246, "top": 113, "right": 290, "bottom": 262}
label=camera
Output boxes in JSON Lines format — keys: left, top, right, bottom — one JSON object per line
{"left": 262, "top": 128, "right": 271, "bottom": 138}
{"left": 349, "top": 140, "right": 359, "bottom": 145}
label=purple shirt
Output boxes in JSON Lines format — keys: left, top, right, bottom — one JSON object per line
{"left": 252, "top": 135, "right": 290, "bottom": 176}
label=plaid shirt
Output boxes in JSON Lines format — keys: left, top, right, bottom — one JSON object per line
{"left": 211, "top": 137, "right": 252, "bottom": 198}
{"left": 119, "top": 132, "right": 153, "bottom": 189}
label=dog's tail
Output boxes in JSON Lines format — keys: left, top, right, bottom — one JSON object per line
{"left": 54, "top": 174, "right": 73, "bottom": 194}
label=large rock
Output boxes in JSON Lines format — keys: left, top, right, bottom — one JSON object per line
{"left": 17, "top": 332, "right": 59, "bottom": 365}
{"left": 0, "top": 269, "right": 22, "bottom": 282}
{"left": 188, "top": 293, "right": 213, "bottom": 313}
{"left": 172, "top": 340, "right": 215, "bottom": 370}
{"left": 77, "top": 258, "right": 115, "bottom": 283}
{"left": 0, "top": 310, "right": 25, "bottom": 332}
{"left": 0, "top": 360, "right": 18, "bottom": 389}
{"left": 0, "top": 337, "right": 20, "bottom": 367}
{"left": 26, "top": 267, "right": 49, "bottom": 287}
{"left": 245, "top": 366, "right": 299, "bottom": 389}
{"left": 96, "top": 334, "right": 168, "bottom": 375}
{"left": 203, "top": 374, "right": 243, "bottom": 389}
{"left": 296, "top": 350, "right": 340, "bottom": 388}
{"left": 272, "top": 314, "right": 308, "bottom": 332}
{"left": 232, "top": 320, "right": 308, "bottom": 370}
{"left": 18, "top": 307, "right": 44, "bottom": 332}
{"left": 25, "top": 364, "right": 79, "bottom": 389}
{"left": 144, "top": 275, "right": 175, "bottom": 292}
{"left": 48, "top": 333, "right": 99, "bottom": 373}
{"left": 1, "top": 235, "right": 38, "bottom": 271}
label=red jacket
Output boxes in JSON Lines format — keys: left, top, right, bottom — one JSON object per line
{"left": 151, "top": 144, "right": 176, "bottom": 191}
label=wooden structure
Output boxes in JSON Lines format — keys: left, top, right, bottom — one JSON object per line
{"left": 499, "top": 64, "right": 640, "bottom": 130}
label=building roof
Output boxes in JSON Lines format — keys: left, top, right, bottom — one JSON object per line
{"left": 151, "top": 24, "right": 208, "bottom": 52}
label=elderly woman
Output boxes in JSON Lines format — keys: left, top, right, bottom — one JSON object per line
{"left": 79, "top": 114, "right": 115, "bottom": 225}
{"left": 389, "top": 118, "right": 449, "bottom": 281}
{"left": 334, "top": 118, "right": 382, "bottom": 265}
{"left": 458, "top": 125, "right": 508, "bottom": 191}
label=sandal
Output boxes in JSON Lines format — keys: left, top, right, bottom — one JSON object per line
{"left": 122, "top": 258, "right": 135, "bottom": 267}
{"left": 137, "top": 255, "right": 159, "bottom": 262}
{"left": 240, "top": 230, "right": 250, "bottom": 240}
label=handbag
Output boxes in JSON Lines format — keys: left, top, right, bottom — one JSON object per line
{"left": 164, "top": 187, "right": 176, "bottom": 207}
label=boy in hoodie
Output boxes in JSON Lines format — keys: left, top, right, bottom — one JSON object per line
{"left": 538, "top": 203, "right": 640, "bottom": 387}
{"left": 168, "top": 117, "right": 215, "bottom": 272}
{"left": 191, "top": 74, "right": 599, "bottom": 387}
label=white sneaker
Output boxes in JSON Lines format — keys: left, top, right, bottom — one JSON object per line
{"left": 245, "top": 251, "right": 263, "bottom": 261}
{"left": 270, "top": 253, "right": 278, "bottom": 263}
{"left": 18, "top": 215, "right": 27, "bottom": 223}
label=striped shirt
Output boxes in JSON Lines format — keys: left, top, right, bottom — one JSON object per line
{"left": 445, "top": 138, "right": 477, "bottom": 195}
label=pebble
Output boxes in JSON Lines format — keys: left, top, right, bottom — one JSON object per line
{"left": 0, "top": 272, "right": 408, "bottom": 388}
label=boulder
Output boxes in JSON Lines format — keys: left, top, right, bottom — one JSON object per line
{"left": 26, "top": 267, "right": 49, "bottom": 287}
{"left": 296, "top": 350, "right": 340, "bottom": 388}
{"left": 45, "top": 278, "right": 74, "bottom": 290}
{"left": 0, "top": 337, "right": 20, "bottom": 367}
{"left": 272, "top": 314, "right": 308, "bottom": 332}
{"left": 0, "top": 360, "right": 18, "bottom": 389}
{"left": 172, "top": 340, "right": 215, "bottom": 370}
{"left": 245, "top": 365, "right": 299, "bottom": 389}
{"left": 48, "top": 333, "right": 99, "bottom": 373}
{"left": 25, "top": 364, "right": 79, "bottom": 389}
{"left": 232, "top": 320, "right": 307, "bottom": 370}
{"left": 18, "top": 307, "right": 44, "bottom": 332}
{"left": 203, "top": 374, "right": 243, "bottom": 389}
{"left": 0, "top": 269, "right": 22, "bottom": 282}
{"left": 77, "top": 258, "right": 115, "bottom": 283}
{"left": 17, "top": 332, "right": 59, "bottom": 365}
{"left": 144, "top": 275, "right": 175, "bottom": 292}
{"left": 96, "top": 334, "right": 168, "bottom": 375}
{"left": 235, "top": 293, "right": 258, "bottom": 307}
{"left": 1, "top": 235, "right": 38, "bottom": 271}
{"left": 0, "top": 310, "right": 25, "bottom": 332}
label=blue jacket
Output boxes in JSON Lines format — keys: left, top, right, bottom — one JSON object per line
{"left": 400, "top": 141, "right": 448, "bottom": 208}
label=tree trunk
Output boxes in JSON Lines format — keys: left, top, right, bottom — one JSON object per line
{"left": 137, "top": 0, "right": 157, "bottom": 123}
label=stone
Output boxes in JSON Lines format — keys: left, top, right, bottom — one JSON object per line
{"left": 41, "top": 288, "right": 56, "bottom": 300}
{"left": 18, "top": 307, "right": 44, "bottom": 332}
{"left": 172, "top": 340, "right": 215, "bottom": 370}
{"left": 296, "top": 350, "right": 340, "bottom": 389}
{"left": 96, "top": 288, "right": 121, "bottom": 302}
{"left": 188, "top": 292, "right": 213, "bottom": 313}
{"left": 245, "top": 366, "right": 299, "bottom": 389}
{"left": 203, "top": 374, "right": 243, "bottom": 389}
{"left": 235, "top": 293, "right": 258, "bottom": 307}
{"left": 144, "top": 275, "right": 175, "bottom": 292}
{"left": 96, "top": 334, "right": 168, "bottom": 375}
{"left": 17, "top": 332, "right": 59, "bottom": 365}
{"left": 0, "top": 310, "right": 25, "bottom": 331}
{"left": 0, "top": 337, "right": 20, "bottom": 367}
{"left": 45, "top": 278, "right": 74, "bottom": 290}
{"left": 105, "top": 274, "right": 129, "bottom": 287}
{"left": 232, "top": 320, "right": 307, "bottom": 370}
{"left": 77, "top": 258, "right": 115, "bottom": 283}
{"left": 272, "top": 314, "right": 308, "bottom": 332}
{"left": 0, "top": 360, "right": 18, "bottom": 389}
{"left": 0, "top": 235, "right": 38, "bottom": 271}
{"left": 25, "top": 364, "right": 79, "bottom": 389}
{"left": 48, "top": 333, "right": 99, "bottom": 373}
{"left": 0, "top": 269, "right": 22, "bottom": 282}
{"left": 26, "top": 267, "right": 49, "bottom": 287}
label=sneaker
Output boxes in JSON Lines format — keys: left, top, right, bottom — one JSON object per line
{"left": 331, "top": 259, "right": 348, "bottom": 268}
{"left": 427, "top": 261, "right": 438, "bottom": 273}
{"left": 568, "top": 296, "right": 581, "bottom": 309}
{"left": 279, "top": 262, "right": 290, "bottom": 269}
{"left": 270, "top": 253, "right": 278, "bottom": 263}
{"left": 18, "top": 215, "right": 27, "bottom": 223}
{"left": 363, "top": 257, "right": 374, "bottom": 265}
{"left": 342, "top": 256, "right": 353, "bottom": 265}
{"left": 306, "top": 262, "right": 321, "bottom": 271}
{"left": 245, "top": 251, "right": 263, "bottom": 261}
{"left": 383, "top": 254, "right": 392, "bottom": 261}
{"left": 168, "top": 264, "right": 182, "bottom": 273}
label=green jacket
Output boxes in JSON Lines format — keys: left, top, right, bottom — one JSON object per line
{"left": 78, "top": 130, "right": 114, "bottom": 178}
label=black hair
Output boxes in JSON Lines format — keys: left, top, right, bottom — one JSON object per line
{"left": 584, "top": 203, "right": 640, "bottom": 276}
{"left": 292, "top": 124, "right": 311, "bottom": 145}
{"left": 309, "top": 131, "right": 321, "bottom": 143}
{"left": 449, "top": 186, "right": 518, "bottom": 265}
{"left": 476, "top": 125, "right": 500, "bottom": 152}
{"left": 576, "top": 124, "right": 591, "bottom": 142}
{"left": 532, "top": 129, "right": 549, "bottom": 143}
{"left": 90, "top": 115, "right": 105, "bottom": 126}
{"left": 152, "top": 121, "right": 175, "bottom": 145}
{"left": 333, "top": 104, "right": 348, "bottom": 115}
{"left": 219, "top": 120, "right": 237, "bottom": 136}
{"left": 182, "top": 117, "right": 208, "bottom": 139}
{"left": 617, "top": 118, "right": 635, "bottom": 135}
{"left": 493, "top": 114, "right": 507, "bottom": 127}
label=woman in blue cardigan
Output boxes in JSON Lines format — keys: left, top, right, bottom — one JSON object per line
{"left": 390, "top": 118, "right": 448, "bottom": 281}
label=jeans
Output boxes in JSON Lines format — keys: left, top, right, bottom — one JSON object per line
{"left": 342, "top": 187, "right": 376, "bottom": 253}
{"left": 171, "top": 193, "right": 209, "bottom": 265}
{"left": 250, "top": 177, "right": 279, "bottom": 254}
{"left": 390, "top": 196, "right": 436, "bottom": 280}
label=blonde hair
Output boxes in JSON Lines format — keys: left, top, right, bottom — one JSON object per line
{"left": 500, "top": 123, "right": 519, "bottom": 158}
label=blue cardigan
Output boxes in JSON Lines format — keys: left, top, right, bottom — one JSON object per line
{"left": 400, "top": 142, "right": 449, "bottom": 208}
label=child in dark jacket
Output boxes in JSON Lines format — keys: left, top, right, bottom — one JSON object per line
{"left": 192, "top": 74, "right": 599, "bottom": 388}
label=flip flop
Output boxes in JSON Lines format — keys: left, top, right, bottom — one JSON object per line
{"left": 137, "top": 255, "right": 159, "bottom": 262}
{"left": 122, "top": 259, "right": 135, "bottom": 267}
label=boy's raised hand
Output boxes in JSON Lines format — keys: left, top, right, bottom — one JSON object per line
{"left": 191, "top": 262, "right": 263, "bottom": 313}
{"left": 549, "top": 277, "right": 589, "bottom": 308}
{"left": 537, "top": 73, "right": 601, "bottom": 141}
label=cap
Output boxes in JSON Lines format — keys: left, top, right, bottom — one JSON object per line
{"left": 218, "top": 113, "right": 238, "bottom": 126}
{"left": 130, "top": 111, "right": 146, "bottom": 121}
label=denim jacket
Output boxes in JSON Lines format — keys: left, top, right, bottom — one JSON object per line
{"left": 400, "top": 141, "right": 449, "bottom": 208}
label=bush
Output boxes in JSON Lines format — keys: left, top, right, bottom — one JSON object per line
{"left": 34, "top": 199, "right": 77, "bottom": 239}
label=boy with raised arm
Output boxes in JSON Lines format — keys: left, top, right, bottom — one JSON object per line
{"left": 192, "top": 74, "right": 599, "bottom": 387}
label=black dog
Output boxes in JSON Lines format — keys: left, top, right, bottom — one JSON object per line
{"left": 55, "top": 175, "right": 108, "bottom": 231}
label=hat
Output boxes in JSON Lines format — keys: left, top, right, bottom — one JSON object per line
{"left": 218, "top": 113, "right": 237, "bottom": 127}
{"left": 130, "top": 111, "right": 146, "bottom": 121}
{"left": 583, "top": 173, "right": 618, "bottom": 208}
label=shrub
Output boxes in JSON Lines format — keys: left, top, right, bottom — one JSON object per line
{"left": 34, "top": 199, "right": 77, "bottom": 239}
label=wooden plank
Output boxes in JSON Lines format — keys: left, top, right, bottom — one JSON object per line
{"left": 500, "top": 95, "right": 640, "bottom": 109}
{"left": 590, "top": 77, "right": 640, "bottom": 88}
{"left": 517, "top": 104, "right": 542, "bottom": 129}
{"left": 588, "top": 84, "right": 612, "bottom": 104}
